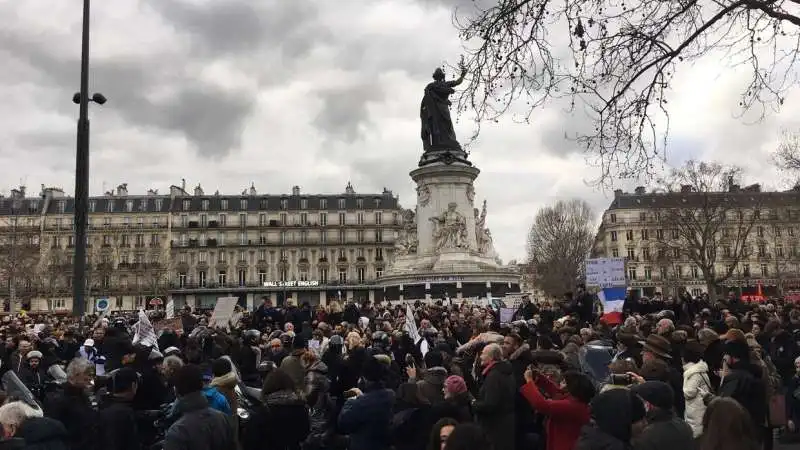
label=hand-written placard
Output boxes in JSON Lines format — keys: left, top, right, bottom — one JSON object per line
{"left": 585, "top": 257, "right": 627, "bottom": 288}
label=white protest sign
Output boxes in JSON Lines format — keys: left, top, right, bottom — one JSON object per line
{"left": 585, "top": 257, "right": 627, "bottom": 288}
{"left": 165, "top": 299, "right": 175, "bottom": 319}
{"left": 209, "top": 297, "right": 239, "bottom": 329}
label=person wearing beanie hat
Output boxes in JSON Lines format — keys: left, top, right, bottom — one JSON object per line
{"left": 209, "top": 358, "right": 239, "bottom": 418}
{"left": 718, "top": 339, "right": 768, "bottom": 436}
{"left": 338, "top": 355, "right": 396, "bottom": 450}
{"left": 438, "top": 375, "right": 473, "bottom": 423}
{"left": 629, "top": 381, "right": 694, "bottom": 450}
{"left": 575, "top": 389, "right": 646, "bottom": 450}
{"left": 409, "top": 350, "right": 448, "bottom": 405}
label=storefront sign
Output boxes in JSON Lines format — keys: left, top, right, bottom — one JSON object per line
{"left": 262, "top": 280, "right": 320, "bottom": 288}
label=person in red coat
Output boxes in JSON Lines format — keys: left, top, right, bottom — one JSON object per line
{"left": 521, "top": 368, "right": 596, "bottom": 450}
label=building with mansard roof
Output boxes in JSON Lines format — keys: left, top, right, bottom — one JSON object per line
{"left": 0, "top": 181, "right": 404, "bottom": 312}
{"left": 591, "top": 183, "right": 800, "bottom": 299}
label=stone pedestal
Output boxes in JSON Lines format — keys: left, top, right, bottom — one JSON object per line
{"left": 380, "top": 156, "right": 520, "bottom": 300}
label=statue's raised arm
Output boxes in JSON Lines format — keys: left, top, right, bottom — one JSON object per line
{"left": 420, "top": 63, "right": 466, "bottom": 153}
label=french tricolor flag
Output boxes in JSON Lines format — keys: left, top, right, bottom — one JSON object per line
{"left": 598, "top": 287, "right": 627, "bottom": 325}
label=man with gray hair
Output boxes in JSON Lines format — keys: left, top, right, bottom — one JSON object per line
{"left": 0, "top": 401, "right": 69, "bottom": 448}
{"left": 43, "top": 358, "right": 98, "bottom": 450}
{"left": 472, "top": 343, "right": 516, "bottom": 450}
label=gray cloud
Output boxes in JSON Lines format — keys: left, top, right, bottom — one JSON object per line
{"left": 313, "top": 82, "right": 385, "bottom": 143}
{"left": 144, "top": 0, "right": 324, "bottom": 58}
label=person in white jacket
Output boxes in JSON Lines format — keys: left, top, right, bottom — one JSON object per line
{"left": 682, "top": 339, "right": 711, "bottom": 437}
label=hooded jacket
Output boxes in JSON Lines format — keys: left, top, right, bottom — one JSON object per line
{"left": 681, "top": 360, "right": 710, "bottom": 437}
{"left": 575, "top": 389, "right": 643, "bottom": 450}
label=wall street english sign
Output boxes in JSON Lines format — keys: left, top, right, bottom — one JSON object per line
{"left": 262, "top": 281, "right": 320, "bottom": 288}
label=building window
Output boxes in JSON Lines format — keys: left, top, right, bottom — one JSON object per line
{"left": 259, "top": 250, "right": 267, "bottom": 261}
{"left": 660, "top": 267, "right": 668, "bottom": 279}
{"left": 280, "top": 270, "right": 287, "bottom": 282}
{"left": 339, "top": 229, "right": 346, "bottom": 243}
{"left": 182, "top": 200, "right": 190, "bottom": 211}
{"left": 691, "top": 266, "right": 699, "bottom": 278}
{"left": 757, "top": 226, "right": 764, "bottom": 238}
{"left": 89, "top": 200, "right": 97, "bottom": 212}
{"left": 625, "top": 230, "right": 634, "bottom": 240}
{"left": 642, "top": 248, "right": 650, "bottom": 260}
{"left": 375, "top": 248, "right": 383, "bottom": 260}
{"left": 357, "top": 267, "right": 365, "bottom": 283}
{"left": 357, "top": 198, "right": 363, "bottom": 209}
{"left": 643, "top": 267, "right": 652, "bottom": 280}
{"left": 673, "top": 248, "right": 680, "bottom": 258}
{"left": 757, "top": 244, "right": 766, "bottom": 256}
{"left": 357, "top": 213, "right": 364, "bottom": 225}
{"left": 180, "top": 253, "right": 187, "bottom": 263}
{"left": 280, "top": 199, "right": 288, "bottom": 210}
{"left": 375, "top": 212, "right": 382, "bottom": 224}
{"left": 280, "top": 213, "right": 288, "bottom": 225}
{"left": 723, "top": 246, "right": 731, "bottom": 257}
{"left": 319, "top": 268, "right": 328, "bottom": 283}
{"left": 356, "top": 230, "right": 364, "bottom": 243}
{"left": 627, "top": 267, "right": 637, "bottom": 280}
{"left": 239, "top": 232, "right": 247, "bottom": 245}
{"left": 281, "top": 231, "right": 287, "bottom": 245}
{"left": 641, "top": 229, "right": 649, "bottom": 240}
{"left": 199, "top": 251, "right": 207, "bottom": 263}
{"left": 321, "top": 231, "right": 327, "bottom": 244}
{"left": 300, "top": 213, "right": 308, "bottom": 225}
{"left": 300, "top": 230, "right": 308, "bottom": 244}
{"left": 320, "top": 199, "right": 327, "bottom": 209}
{"left": 671, "top": 229, "right": 679, "bottom": 239}
{"left": 376, "top": 268, "right": 383, "bottom": 278}
{"left": 320, "top": 213, "right": 327, "bottom": 226}
{"left": 219, "top": 214, "right": 227, "bottom": 226}
{"left": 259, "top": 214, "right": 267, "bottom": 226}
{"left": 627, "top": 248, "right": 635, "bottom": 259}
{"left": 201, "top": 199, "right": 209, "bottom": 211}
{"left": 240, "top": 199, "right": 247, "bottom": 209}
{"left": 610, "top": 231, "right": 617, "bottom": 242}
{"left": 339, "top": 269, "right": 347, "bottom": 283}
{"left": 301, "top": 199, "right": 308, "bottom": 209}
{"left": 239, "top": 251, "right": 246, "bottom": 262}
{"left": 238, "top": 269, "right": 247, "bottom": 286}
{"left": 676, "top": 265, "right": 683, "bottom": 277}
{"left": 219, "top": 232, "right": 226, "bottom": 245}
{"left": 259, "top": 271, "right": 268, "bottom": 285}
{"left": 611, "top": 248, "right": 619, "bottom": 258}
{"left": 777, "top": 244, "right": 784, "bottom": 257}
{"left": 761, "top": 264, "right": 769, "bottom": 276}
{"left": 299, "top": 271, "right": 308, "bottom": 281}
{"left": 338, "top": 198, "right": 346, "bottom": 209}
{"left": 218, "top": 251, "right": 226, "bottom": 262}
{"left": 198, "top": 271, "right": 207, "bottom": 287}
{"left": 375, "top": 230, "right": 383, "bottom": 243}
{"left": 339, "top": 213, "right": 346, "bottom": 225}
{"left": 609, "top": 213, "right": 616, "bottom": 223}
{"left": 239, "top": 214, "right": 247, "bottom": 227}
{"left": 339, "top": 248, "right": 346, "bottom": 260}
{"left": 218, "top": 271, "right": 227, "bottom": 285}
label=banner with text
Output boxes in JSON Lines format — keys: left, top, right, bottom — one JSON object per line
{"left": 585, "top": 257, "right": 627, "bottom": 324}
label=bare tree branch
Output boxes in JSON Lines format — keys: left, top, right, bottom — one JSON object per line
{"left": 453, "top": 0, "right": 800, "bottom": 183}
{"left": 526, "top": 199, "right": 595, "bottom": 297}
{"left": 653, "top": 160, "right": 759, "bottom": 299}
{"left": 775, "top": 129, "right": 800, "bottom": 173}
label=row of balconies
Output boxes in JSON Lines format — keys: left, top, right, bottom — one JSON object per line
{"left": 182, "top": 256, "right": 381, "bottom": 267}
{"left": 179, "top": 219, "right": 401, "bottom": 229}
{"left": 43, "top": 223, "right": 168, "bottom": 231}
{"left": 170, "top": 238, "right": 389, "bottom": 248}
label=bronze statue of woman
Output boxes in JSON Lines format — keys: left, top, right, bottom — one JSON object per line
{"left": 420, "top": 64, "right": 467, "bottom": 152}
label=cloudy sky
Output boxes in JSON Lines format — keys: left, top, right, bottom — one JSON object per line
{"left": 1, "top": 0, "right": 799, "bottom": 263}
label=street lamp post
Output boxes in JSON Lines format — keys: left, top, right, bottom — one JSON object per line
{"left": 72, "top": 0, "right": 106, "bottom": 316}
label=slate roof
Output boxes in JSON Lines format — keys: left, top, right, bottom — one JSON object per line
{"left": 0, "top": 192, "right": 400, "bottom": 216}
{"left": 607, "top": 189, "right": 800, "bottom": 211}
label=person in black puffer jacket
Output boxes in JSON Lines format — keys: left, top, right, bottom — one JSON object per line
{"left": 303, "top": 353, "right": 338, "bottom": 450}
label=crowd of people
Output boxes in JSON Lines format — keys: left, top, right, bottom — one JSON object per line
{"left": 0, "top": 289, "right": 794, "bottom": 450}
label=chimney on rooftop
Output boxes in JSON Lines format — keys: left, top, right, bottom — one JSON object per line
{"left": 634, "top": 186, "right": 646, "bottom": 195}
{"left": 613, "top": 189, "right": 623, "bottom": 198}
{"left": 680, "top": 185, "right": 693, "bottom": 193}
{"left": 292, "top": 185, "right": 300, "bottom": 196}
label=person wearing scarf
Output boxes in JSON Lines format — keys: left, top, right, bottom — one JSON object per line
{"left": 210, "top": 358, "right": 239, "bottom": 416}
